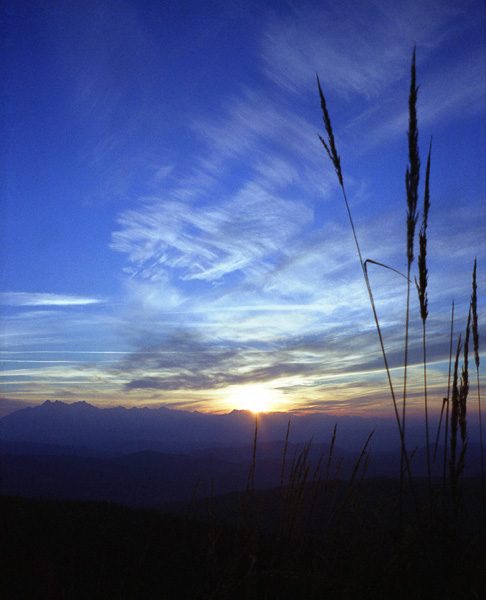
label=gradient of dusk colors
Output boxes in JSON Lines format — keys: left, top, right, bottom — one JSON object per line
{"left": 1, "top": 0, "right": 485, "bottom": 417}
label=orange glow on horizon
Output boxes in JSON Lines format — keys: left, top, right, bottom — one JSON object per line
{"left": 224, "top": 383, "right": 283, "bottom": 414}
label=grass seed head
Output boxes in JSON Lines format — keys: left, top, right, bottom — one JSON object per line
{"left": 417, "top": 139, "right": 432, "bottom": 321}
{"left": 471, "top": 258, "right": 480, "bottom": 369}
{"left": 317, "top": 74, "right": 343, "bottom": 187}
{"left": 406, "top": 47, "right": 420, "bottom": 267}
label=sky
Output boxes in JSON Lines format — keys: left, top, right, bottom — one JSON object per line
{"left": 1, "top": 0, "right": 485, "bottom": 419}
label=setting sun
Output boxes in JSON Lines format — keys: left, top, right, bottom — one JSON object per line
{"left": 225, "top": 384, "right": 281, "bottom": 413}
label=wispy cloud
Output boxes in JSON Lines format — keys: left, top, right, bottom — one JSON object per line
{"left": 111, "top": 183, "right": 314, "bottom": 284}
{"left": 360, "top": 48, "right": 486, "bottom": 149}
{"left": 258, "top": 0, "right": 485, "bottom": 166}
{"left": 0, "top": 293, "right": 104, "bottom": 307}
{"left": 0, "top": 305, "right": 121, "bottom": 360}
{"left": 260, "top": 0, "right": 477, "bottom": 98}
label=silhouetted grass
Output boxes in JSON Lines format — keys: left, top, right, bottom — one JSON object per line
{"left": 312, "top": 46, "right": 485, "bottom": 597}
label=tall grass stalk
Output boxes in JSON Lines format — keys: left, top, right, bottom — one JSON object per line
{"left": 458, "top": 308, "right": 471, "bottom": 482}
{"left": 280, "top": 418, "right": 291, "bottom": 488}
{"left": 401, "top": 47, "right": 420, "bottom": 508}
{"left": 325, "top": 423, "right": 337, "bottom": 483}
{"left": 449, "top": 334, "right": 462, "bottom": 508}
{"left": 471, "top": 259, "right": 484, "bottom": 501}
{"left": 317, "top": 75, "right": 404, "bottom": 451}
{"left": 317, "top": 67, "right": 418, "bottom": 513}
{"left": 459, "top": 309, "right": 471, "bottom": 445}
{"left": 435, "top": 301, "right": 455, "bottom": 501}
{"left": 447, "top": 305, "right": 472, "bottom": 527}
{"left": 416, "top": 139, "right": 432, "bottom": 489}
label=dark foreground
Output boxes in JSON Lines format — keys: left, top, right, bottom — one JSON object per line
{"left": 2, "top": 477, "right": 486, "bottom": 600}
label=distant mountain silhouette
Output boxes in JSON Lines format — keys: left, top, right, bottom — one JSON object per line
{"left": 1, "top": 399, "right": 409, "bottom": 454}
{"left": 1, "top": 401, "right": 483, "bottom": 507}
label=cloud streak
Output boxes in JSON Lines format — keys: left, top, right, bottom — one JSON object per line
{"left": 0, "top": 293, "right": 104, "bottom": 307}
{"left": 111, "top": 183, "right": 314, "bottom": 284}
{"left": 260, "top": 0, "right": 480, "bottom": 99}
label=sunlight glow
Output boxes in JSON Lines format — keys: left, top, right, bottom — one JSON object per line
{"left": 225, "top": 384, "right": 282, "bottom": 413}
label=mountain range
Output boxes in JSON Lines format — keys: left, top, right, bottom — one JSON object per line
{"left": 1, "top": 400, "right": 483, "bottom": 507}
{"left": 1, "top": 399, "right": 417, "bottom": 453}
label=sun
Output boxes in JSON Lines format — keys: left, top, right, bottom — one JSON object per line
{"left": 226, "top": 384, "right": 280, "bottom": 413}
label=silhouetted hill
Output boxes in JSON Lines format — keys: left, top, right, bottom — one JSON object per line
{"left": 0, "top": 451, "right": 249, "bottom": 505}
{"left": 2, "top": 475, "right": 485, "bottom": 600}
{"left": 0, "top": 442, "right": 368, "bottom": 506}
{"left": 1, "top": 496, "right": 211, "bottom": 599}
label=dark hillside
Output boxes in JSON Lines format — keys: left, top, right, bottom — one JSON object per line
{"left": 2, "top": 477, "right": 485, "bottom": 600}
{"left": 0, "top": 496, "right": 209, "bottom": 600}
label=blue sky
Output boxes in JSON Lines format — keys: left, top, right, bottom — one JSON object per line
{"left": 1, "top": 0, "right": 485, "bottom": 417}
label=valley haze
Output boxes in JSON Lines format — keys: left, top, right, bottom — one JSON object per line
{"left": 1, "top": 400, "right": 483, "bottom": 508}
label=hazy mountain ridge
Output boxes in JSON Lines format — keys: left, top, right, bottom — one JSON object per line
{"left": 1, "top": 399, "right": 414, "bottom": 453}
{"left": 1, "top": 401, "right": 483, "bottom": 507}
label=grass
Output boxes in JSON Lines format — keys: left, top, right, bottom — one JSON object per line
{"left": 320, "top": 45, "right": 483, "bottom": 503}
{"left": 314, "top": 46, "right": 484, "bottom": 594}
